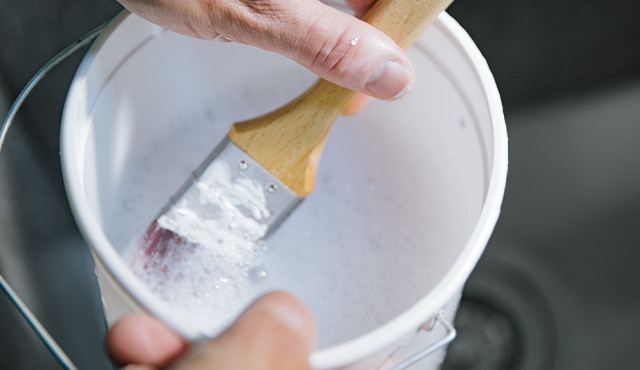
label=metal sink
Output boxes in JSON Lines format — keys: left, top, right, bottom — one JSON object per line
{"left": 0, "top": 77, "right": 111, "bottom": 368}
{"left": 442, "top": 81, "right": 640, "bottom": 370}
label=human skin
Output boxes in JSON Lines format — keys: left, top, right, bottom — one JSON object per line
{"left": 107, "top": 291, "right": 316, "bottom": 369}
{"left": 108, "top": 1, "right": 410, "bottom": 367}
{"left": 117, "top": 0, "right": 414, "bottom": 101}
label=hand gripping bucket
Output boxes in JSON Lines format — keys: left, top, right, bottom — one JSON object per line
{"left": 61, "top": 8, "right": 507, "bottom": 370}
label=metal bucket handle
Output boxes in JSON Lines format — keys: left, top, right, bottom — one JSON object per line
{"left": 0, "top": 19, "right": 112, "bottom": 370}
{"left": 388, "top": 313, "right": 457, "bottom": 370}
{"left": 2, "top": 14, "right": 459, "bottom": 370}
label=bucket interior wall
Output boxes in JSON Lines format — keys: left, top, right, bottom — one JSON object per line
{"left": 65, "top": 13, "right": 498, "bottom": 350}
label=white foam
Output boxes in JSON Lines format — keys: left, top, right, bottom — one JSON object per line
{"left": 105, "top": 38, "right": 486, "bottom": 348}
{"left": 158, "top": 159, "right": 269, "bottom": 245}
{"left": 125, "top": 158, "right": 272, "bottom": 334}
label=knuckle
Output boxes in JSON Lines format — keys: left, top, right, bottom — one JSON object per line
{"left": 244, "top": 0, "right": 282, "bottom": 17}
{"left": 310, "top": 22, "right": 363, "bottom": 80}
{"left": 187, "top": 0, "right": 227, "bottom": 38}
{"left": 194, "top": 0, "right": 264, "bottom": 39}
{"left": 200, "top": 0, "right": 287, "bottom": 42}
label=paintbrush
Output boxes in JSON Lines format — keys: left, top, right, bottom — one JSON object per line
{"left": 133, "top": 0, "right": 454, "bottom": 269}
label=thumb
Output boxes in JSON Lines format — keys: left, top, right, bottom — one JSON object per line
{"left": 119, "top": 0, "right": 414, "bottom": 100}
{"left": 167, "top": 291, "right": 316, "bottom": 370}
{"left": 243, "top": 0, "right": 415, "bottom": 100}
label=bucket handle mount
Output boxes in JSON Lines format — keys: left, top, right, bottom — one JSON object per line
{"left": 387, "top": 312, "right": 457, "bottom": 370}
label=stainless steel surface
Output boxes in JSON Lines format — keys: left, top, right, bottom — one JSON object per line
{"left": 0, "top": 81, "right": 110, "bottom": 368}
{"left": 442, "top": 81, "right": 640, "bottom": 369}
{"left": 160, "top": 137, "right": 302, "bottom": 240}
{"left": 0, "top": 2, "right": 118, "bottom": 367}
{"left": 0, "top": 20, "right": 110, "bottom": 369}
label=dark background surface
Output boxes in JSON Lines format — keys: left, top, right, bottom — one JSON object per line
{"left": 1, "top": 0, "right": 639, "bottom": 368}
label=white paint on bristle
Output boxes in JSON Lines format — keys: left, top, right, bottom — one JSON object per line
{"left": 129, "top": 159, "right": 272, "bottom": 334}
{"left": 158, "top": 160, "right": 269, "bottom": 245}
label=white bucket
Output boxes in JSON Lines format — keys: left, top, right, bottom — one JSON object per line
{"left": 61, "top": 7, "right": 507, "bottom": 369}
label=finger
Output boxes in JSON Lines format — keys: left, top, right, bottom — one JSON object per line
{"left": 345, "top": 0, "right": 376, "bottom": 17}
{"left": 168, "top": 291, "right": 316, "bottom": 370}
{"left": 118, "top": 0, "right": 414, "bottom": 100}
{"left": 342, "top": 93, "right": 373, "bottom": 115}
{"left": 280, "top": 1, "right": 414, "bottom": 100}
{"left": 106, "top": 313, "right": 188, "bottom": 368}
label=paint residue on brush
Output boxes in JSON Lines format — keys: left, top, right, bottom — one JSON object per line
{"left": 124, "top": 160, "right": 271, "bottom": 331}
{"left": 158, "top": 160, "right": 270, "bottom": 245}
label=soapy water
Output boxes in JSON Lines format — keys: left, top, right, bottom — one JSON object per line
{"left": 107, "top": 44, "right": 480, "bottom": 346}
{"left": 125, "top": 158, "right": 274, "bottom": 333}
{"left": 126, "top": 221, "right": 269, "bottom": 327}
{"left": 119, "top": 117, "right": 470, "bottom": 345}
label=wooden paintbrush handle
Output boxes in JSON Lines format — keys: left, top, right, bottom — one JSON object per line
{"left": 229, "top": 78, "right": 355, "bottom": 196}
{"left": 228, "top": 0, "right": 454, "bottom": 197}
{"left": 362, "top": 0, "right": 453, "bottom": 49}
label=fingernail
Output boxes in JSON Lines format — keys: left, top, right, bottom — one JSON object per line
{"left": 365, "top": 60, "right": 413, "bottom": 99}
{"left": 266, "top": 298, "right": 311, "bottom": 333}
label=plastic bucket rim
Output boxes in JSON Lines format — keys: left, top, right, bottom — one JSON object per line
{"left": 60, "top": 10, "right": 508, "bottom": 368}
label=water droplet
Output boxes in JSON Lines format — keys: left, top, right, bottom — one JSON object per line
{"left": 350, "top": 37, "right": 359, "bottom": 46}
{"left": 267, "top": 184, "right": 278, "bottom": 193}
{"left": 238, "top": 160, "right": 248, "bottom": 170}
{"left": 249, "top": 267, "right": 268, "bottom": 283}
